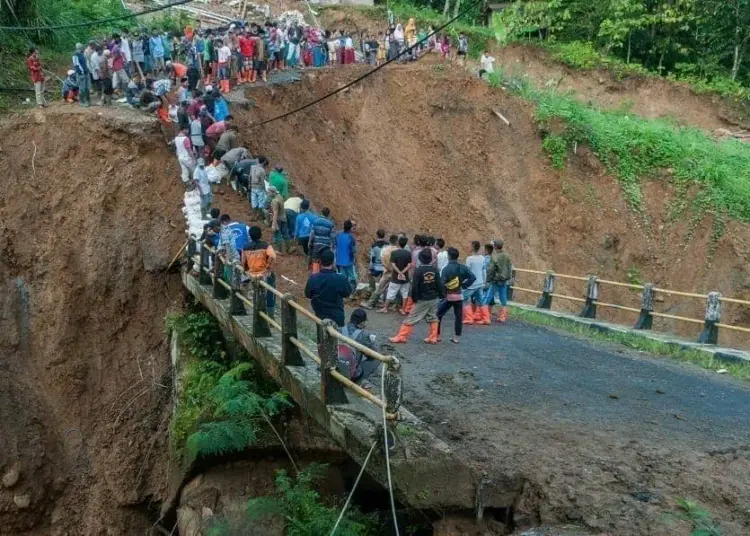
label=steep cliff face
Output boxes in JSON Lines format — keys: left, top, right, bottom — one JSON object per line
{"left": 0, "top": 108, "right": 185, "bottom": 534}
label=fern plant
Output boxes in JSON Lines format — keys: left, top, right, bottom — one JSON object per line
{"left": 246, "top": 464, "right": 373, "bottom": 536}
{"left": 167, "top": 311, "right": 227, "bottom": 362}
{"left": 187, "top": 363, "right": 291, "bottom": 457}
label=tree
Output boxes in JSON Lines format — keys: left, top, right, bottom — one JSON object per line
{"left": 598, "top": 0, "right": 647, "bottom": 62}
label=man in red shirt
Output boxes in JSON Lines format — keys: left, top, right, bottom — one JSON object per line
{"left": 238, "top": 30, "right": 255, "bottom": 84}
{"left": 26, "top": 47, "right": 46, "bottom": 108}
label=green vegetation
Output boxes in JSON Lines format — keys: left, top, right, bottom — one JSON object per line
{"left": 492, "top": 0, "right": 750, "bottom": 96}
{"left": 487, "top": 67, "right": 750, "bottom": 228}
{"left": 509, "top": 305, "right": 750, "bottom": 382}
{"left": 207, "top": 464, "right": 373, "bottom": 536}
{"left": 167, "top": 311, "right": 290, "bottom": 460}
{"left": 673, "top": 498, "right": 723, "bottom": 536}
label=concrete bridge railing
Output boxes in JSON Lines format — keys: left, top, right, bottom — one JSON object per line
{"left": 509, "top": 267, "right": 750, "bottom": 346}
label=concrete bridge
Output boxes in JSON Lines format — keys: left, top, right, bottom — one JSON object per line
{"left": 182, "top": 241, "right": 750, "bottom": 530}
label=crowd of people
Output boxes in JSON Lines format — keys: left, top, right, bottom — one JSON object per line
{"left": 26, "top": 9, "right": 499, "bottom": 109}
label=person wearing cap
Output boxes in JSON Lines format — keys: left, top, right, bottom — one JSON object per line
{"left": 72, "top": 43, "right": 91, "bottom": 106}
{"left": 268, "top": 165, "right": 289, "bottom": 199}
{"left": 478, "top": 239, "right": 513, "bottom": 324}
{"left": 61, "top": 69, "right": 79, "bottom": 103}
{"left": 339, "top": 308, "right": 380, "bottom": 384}
{"left": 193, "top": 158, "right": 212, "bottom": 217}
{"left": 389, "top": 247, "right": 445, "bottom": 344}
{"left": 304, "top": 248, "right": 352, "bottom": 327}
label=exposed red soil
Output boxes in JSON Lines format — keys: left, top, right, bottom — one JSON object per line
{"left": 0, "top": 107, "right": 186, "bottom": 534}
{"left": 234, "top": 64, "right": 750, "bottom": 346}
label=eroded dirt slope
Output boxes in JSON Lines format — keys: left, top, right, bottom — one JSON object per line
{"left": 0, "top": 108, "right": 185, "bottom": 534}
{"left": 239, "top": 65, "right": 750, "bottom": 344}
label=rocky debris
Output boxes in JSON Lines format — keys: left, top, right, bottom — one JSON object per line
{"left": 278, "top": 10, "right": 307, "bottom": 27}
{"left": 2, "top": 464, "right": 20, "bottom": 488}
{"left": 13, "top": 494, "right": 31, "bottom": 509}
{"left": 714, "top": 127, "right": 750, "bottom": 142}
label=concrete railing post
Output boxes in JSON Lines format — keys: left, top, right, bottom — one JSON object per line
{"left": 198, "top": 243, "right": 212, "bottom": 285}
{"left": 507, "top": 269, "right": 516, "bottom": 301}
{"left": 281, "top": 293, "right": 304, "bottom": 366}
{"left": 580, "top": 275, "right": 599, "bottom": 319}
{"left": 318, "top": 319, "right": 348, "bottom": 405}
{"left": 536, "top": 271, "right": 555, "bottom": 309}
{"left": 634, "top": 283, "right": 654, "bottom": 330}
{"left": 384, "top": 357, "right": 402, "bottom": 416}
{"left": 698, "top": 291, "right": 721, "bottom": 344}
{"left": 212, "top": 254, "right": 229, "bottom": 300}
{"left": 229, "top": 264, "right": 246, "bottom": 316}
{"left": 252, "top": 277, "right": 271, "bottom": 337}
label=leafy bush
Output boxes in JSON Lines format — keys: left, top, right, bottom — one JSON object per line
{"left": 172, "top": 359, "right": 228, "bottom": 450}
{"left": 541, "top": 133, "right": 567, "bottom": 168}
{"left": 245, "top": 464, "right": 374, "bottom": 536}
{"left": 167, "top": 312, "right": 227, "bottom": 362}
{"left": 186, "top": 363, "right": 291, "bottom": 457}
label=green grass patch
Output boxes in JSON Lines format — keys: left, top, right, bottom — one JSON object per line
{"left": 488, "top": 67, "right": 750, "bottom": 227}
{"left": 664, "top": 498, "right": 723, "bottom": 536}
{"left": 509, "top": 305, "right": 750, "bottom": 382}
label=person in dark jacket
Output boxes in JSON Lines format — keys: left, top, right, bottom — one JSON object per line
{"left": 437, "top": 247, "right": 476, "bottom": 344}
{"left": 389, "top": 248, "right": 445, "bottom": 345}
{"left": 304, "top": 248, "right": 352, "bottom": 327}
{"left": 479, "top": 238, "right": 513, "bottom": 324}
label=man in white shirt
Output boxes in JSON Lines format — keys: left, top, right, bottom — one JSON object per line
{"left": 479, "top": 51, "right": 495, "bottom": 79}
{"left": 218, "top": 42, "right": 232, "bottom": 93}
{"left": 464, "top": 240, "right": 486, "bottom": 323}
{"left": 436, "top": 238, "right": 449, "bottom": 274}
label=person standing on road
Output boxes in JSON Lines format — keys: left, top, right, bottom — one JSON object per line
{"left": 435, "top": 238, "right": 448, "bottom": 274}
{"left": 368, "top": 229, "right": 388, "bottom": 292}
{"left": 389, "top": 248, "right": 445, "bottom": 344}
{"left": 72, "top": 43, "right": 91, "bottom": 107}
{"left": 380, "top": 235, "right": 412, "bottom": 314}
{"left": 463, "top": 241, "right": 486, "bottom": 324}
{"left": 304, "top": 249, "right": 352, "bottom": 327}
{"left": 479, "top": 239, "right": 512, "bottom": 324}
{"left": 364, "top": 233, "right": 397, "bottom": 310}
{"left": 437, "top": 247, "right": 476, "bottom": 344}
{"left": 336, "top": 220, "right": 358, "bottom": 290}
{"left": 26, "top": 47, "right": 46, "bottom": 108}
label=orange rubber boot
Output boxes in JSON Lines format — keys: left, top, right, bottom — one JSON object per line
{"left": 477, "top": 306, "right": 492, "bottom": 325}
{"left": 424, "top": 322, "right": 440, "bottom": 344}
{"left": 498, "top": 307, "right": 509, "bottom": 324}
{"left": 389, "top": 323, "right": 414, "bottom": 344}
{"left": 462, "top": 305, "right": 475, "bottom": 325}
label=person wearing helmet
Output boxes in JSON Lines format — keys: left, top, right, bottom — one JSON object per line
{"left": 62, "top": 69, "right": 79, "bottom": 103}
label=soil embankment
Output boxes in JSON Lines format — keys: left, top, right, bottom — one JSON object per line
{"left": 0, "top": 107, "right": 185, "bottom": 534}
{"left": 238, "top": 64, "right": 750, "bottom": 345}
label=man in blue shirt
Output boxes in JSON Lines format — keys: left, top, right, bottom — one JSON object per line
{"left": 72, "top": 43, "right": 91, "bottom": 106}
{"left": 294, "top": 199, "right": 316, "bottom": 256}
{"left": 308, "top": 207, "right": 335, "bottom": 274}
{"left": 149, "top": 29, "right": 165, "bottom": 73}
{"left": 335, "top": 220, "right": 357, "bottom": 289}
{"left": 304, "top": 249, "right": 352, "bottom": 327}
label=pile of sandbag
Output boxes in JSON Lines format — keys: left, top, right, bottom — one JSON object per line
{"left": 183, "top": 190, "right": 209, "bottom": 239}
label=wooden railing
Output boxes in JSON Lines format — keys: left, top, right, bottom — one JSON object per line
{"left": 185, "top": 238, "right": 402, "bottom": 419}
{"left": 510, "top": 268, "right": 750, "bottom": 346}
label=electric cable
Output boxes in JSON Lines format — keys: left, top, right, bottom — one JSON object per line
{"left": 0, "top": 0, "right": 192, "bottom": 31}
{"left": 381, "top": 363, "right": 400, "bottom": 536}
{"left": 329, "top": 440, "right": 378, "bottom": 536}
{"left": 250, "top": 0, "right": 484, "bottom": 128}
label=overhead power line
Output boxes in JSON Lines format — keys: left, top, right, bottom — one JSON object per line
{"left": 0, "top": 0, "right": 193, "bottom": 31}
{"left": 251, "top": 0, "right": 484, "bottom": 128}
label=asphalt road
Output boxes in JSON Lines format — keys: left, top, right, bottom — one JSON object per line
{"left": 363, "top": 311, "right": 750, "bottom": 447}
